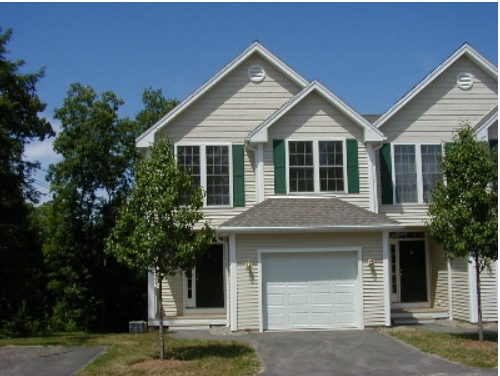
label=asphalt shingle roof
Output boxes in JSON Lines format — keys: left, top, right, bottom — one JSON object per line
{"left": 219, "top": 197, "right": 400, "bottom": 231}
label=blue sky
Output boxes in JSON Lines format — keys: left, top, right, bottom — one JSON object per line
{"left": 1, "top": 2, "right": 498, "bottom": 199}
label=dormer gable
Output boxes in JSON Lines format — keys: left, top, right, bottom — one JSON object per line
{"left": 247, "top": 80, "right": 385, "bottom": 144}
{"left": 136, "top": 42, "right": 309, "bottom": 148}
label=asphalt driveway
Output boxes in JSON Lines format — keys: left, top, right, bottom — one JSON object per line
{"left": 171, "top": 329, "right": 498, "bottom": 376}
{"left": 0, "top": 346, "right": 105, "bottom": 376}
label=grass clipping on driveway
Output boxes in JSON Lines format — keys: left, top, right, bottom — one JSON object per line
{"left": 0, "top": 331, "right": 261, "bottom": 376}
{"left": 386, "top": 329, "right": 497, "bottom": 368}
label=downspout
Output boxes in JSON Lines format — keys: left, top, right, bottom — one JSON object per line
{"left": 245, "top": 140, "right": 264, "bottom": 203}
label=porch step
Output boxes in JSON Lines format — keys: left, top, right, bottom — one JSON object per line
{"left": 167, "top": 325, "right": 211, "bottom": 330}
{"left": 391, "top": 308, "right": 448, "bottom": 325}
{"left": 148, "top": 316, "right": 227, "bottom": 329}
{"left": 392, "top": 316, "right": 437, "bottom": 325}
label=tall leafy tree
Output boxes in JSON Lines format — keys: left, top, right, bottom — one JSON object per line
{"left": 136, "top": 86, "right": 179, "bottom": 132}
{"left": 45, "top": 83, "right": 140, "bottom": 331}
{"left": 0, "top": 28, "right": 53, "bottom": 335}
{"left": 428, "top": 124, "right": 497, "bottom": 341}
{"left": 106, "top": 140, "right": 213, "bottom": 360}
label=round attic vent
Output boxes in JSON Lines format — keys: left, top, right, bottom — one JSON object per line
{"left": 248, "top": 65, "right": 266, "bottom": 83}
{"left": 457, "top": 72, "right": 473, "bottom": 91}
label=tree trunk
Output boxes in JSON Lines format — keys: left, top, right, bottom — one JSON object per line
{"left": 474, "top": 256, "right": 484, "bottom": 342}
{"left": 157, "top": 273, "right": 165, "bottom": 360}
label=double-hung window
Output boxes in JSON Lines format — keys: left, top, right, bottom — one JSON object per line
{"left": 177, "top": 144, "right": 231, "bottom": 206}
{"left": 393, "top": 144, "right": 443, "bottom": 203}
{"left": 288, "top": 140, "right": 345, "bottom": 193}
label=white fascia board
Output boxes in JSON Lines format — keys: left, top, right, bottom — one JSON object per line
{"left": 375, "top": 43, "right": 498, "bottom": 129}
{"left": 136, "top": 42, "right": 308, "bottom": 148}
{"left": 248, "top": 80, "right": 385, "bottom": 144}
{"left": 218, "top": 224, "right": 403, "bottom": 235}
{"left": 474, "top": 111, "right": 498, "bottom": 139}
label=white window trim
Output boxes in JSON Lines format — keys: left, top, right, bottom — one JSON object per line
{"left": 286, "top": 138, "right": 348, "bottom": 194}
{"left": 175, "top": 142, "right": 233, "bottom": 208}
{"left": 391, "top": 143, "right": 443, "bottom": 205}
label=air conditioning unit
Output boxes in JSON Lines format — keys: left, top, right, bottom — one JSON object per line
{"left": 129, "top": 321, "right": 147, "bottom": 333}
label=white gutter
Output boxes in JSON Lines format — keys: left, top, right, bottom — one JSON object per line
{"left": 368, "top": 142, "right": 384, "bottom": 213}
{"left": 218, "top": 224, "right": 403, "bottom": 235}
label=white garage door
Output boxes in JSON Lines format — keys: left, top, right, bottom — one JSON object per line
{"left": 262, "top": 251, "right": 359, "bottom": 330}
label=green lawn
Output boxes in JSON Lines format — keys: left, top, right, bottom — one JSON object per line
{"left": 386, "top": 329, "right": 497, "bottom": 368}
{"left": 0, "top": 331, "right": 261, "bottom": 376}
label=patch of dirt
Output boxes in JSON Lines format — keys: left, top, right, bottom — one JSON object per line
{"left": 131, "top": 359, "right": 186, "bottom": 370}
{"left": 460, "top": 341, "right": 497, "bottom": 349}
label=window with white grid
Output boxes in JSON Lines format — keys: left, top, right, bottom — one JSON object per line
{"left": 393, "top": 144, "right": 443, "bottom": 204}
{"left": 421, "top": 144, "right": 443, "bottom": 202}
{"left": 206, "top": 145, "right": 230, "bottom": 206}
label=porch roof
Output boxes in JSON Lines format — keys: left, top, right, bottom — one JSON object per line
{"left": 218, "top": 197, "right": 402, "bottom": 234}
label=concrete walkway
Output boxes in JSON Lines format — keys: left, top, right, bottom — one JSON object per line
{"left": 170, "top": 325, "right": 498, "bottom": 376}
{"left": 0, "top": 346, "right": 105, "bottom": 376}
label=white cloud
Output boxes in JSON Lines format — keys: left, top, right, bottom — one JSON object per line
{"left": 23, "top": 115, "right": 62, "bottom": 202}
{"left": 23, "top": 115, "right": 62, "bottom": 169}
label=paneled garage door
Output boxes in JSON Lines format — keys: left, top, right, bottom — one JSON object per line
{"left": 262, "top": 251, "right": 359, "bottom": 330}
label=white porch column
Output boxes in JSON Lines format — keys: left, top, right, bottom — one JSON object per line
{"left": 468, "top": 257, "right": 478, "bottom": 323}
{"left": 229, "top": 234, "right": 238, "bottom": 331}
{"left": 447, "top": 258, "right": 454, "bottom": 321}
{"left": 382, "top": 231, "right": 391, "bottom": 326}
{"left": 148, "top": 271, "right": 156, "bottom": 321}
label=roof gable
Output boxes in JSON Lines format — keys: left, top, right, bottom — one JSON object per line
{"left": 374, "top": 43, "right": 498, "bottom": 129}
{"left": 247, "top": 80, "right": 385, "bottom": 143}
{"left": 136, "top": 42, "right": 309, "bottom": 148}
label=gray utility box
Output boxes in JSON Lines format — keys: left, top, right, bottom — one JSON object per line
{"left": 129, "top": 321, "right": 147, "bottom": 333}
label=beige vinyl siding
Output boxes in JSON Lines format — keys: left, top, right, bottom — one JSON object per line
{"left": 480, "top": 261, "right": 498, "bottom": 322}
{"left": 159, "top": 54, "right": 301, "bottom": 142}
{"left": 161, "top": 274, "right": 183, "bottom": 317}
{"left": 235, "top": 232, "right": 385, "bottom": 330}
{"left": 429, "top": 240, "right": 449, "bottom": 309}
{"left": 156, "top": 53, "right": 302, "bottom": 227}
{"left": 264, "top": 92, "right": 371, "bottom": 209}
{"left": 378, "top": 56, "right": 497, "bottom": 225}
{"left": 382, "top": 57, "right": 497, "bottom": 143}
{"left": 450, "top": 257, "right": 470, "bottom": 321}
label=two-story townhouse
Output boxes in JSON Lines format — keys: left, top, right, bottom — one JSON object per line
{"left": 136, "top": 42, "right": 497, "bottom": 331}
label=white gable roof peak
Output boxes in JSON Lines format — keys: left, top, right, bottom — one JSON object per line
{"left": 374, "top": 43, "right": 498, "bottom": 129}
{"left": 247, "top": 80, "right": 385, "bottom": 143}
{"left": 136, "top": 42, "right": 309, "bottom": 148}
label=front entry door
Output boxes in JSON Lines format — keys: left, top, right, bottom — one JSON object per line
{"left": 399, "top": 240, "right": 427, "bottom": 303}
{"left": 185, "top": 244, "right": 224, "bottom": 309}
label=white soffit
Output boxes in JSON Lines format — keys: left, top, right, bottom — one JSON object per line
{"left": 374, "top": 43, "right": 498, "bottom": 129}
{"left": 136, "top": 42, "right": 309, "bottom": 148}
{"left": 247, "top": 80, "right": 385, "bottom": 143}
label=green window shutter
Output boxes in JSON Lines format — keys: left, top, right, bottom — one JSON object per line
{"left": 380, "top": 143, "right": 393, "bottom": 205}
{"left": 273, "top": 139, "right": 286, "bottom": 194}
{"left": 346, "top": 139, "right": 359, "bottom": 193}
{"left": 232, "top": 144, "right": 245, "bottom": 207}
{"left": 489, "top": 140, "right": 498, "bottom": 189}
{"left": 489, "top": 139, "right": 498, "bottom": 153}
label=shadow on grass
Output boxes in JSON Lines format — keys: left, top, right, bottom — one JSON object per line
{"left": 165, "top": 342, "right": 254, "bottom": 361}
